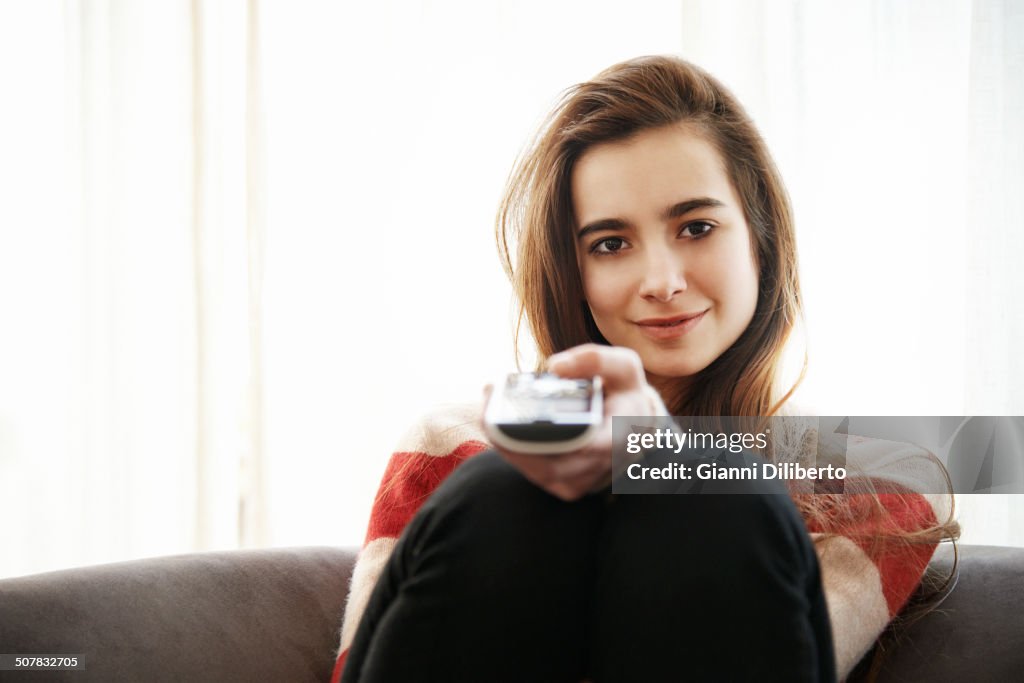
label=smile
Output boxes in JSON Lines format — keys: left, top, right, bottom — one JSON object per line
{"left": 634, "top": 310, "right": 708, "bottom": 339}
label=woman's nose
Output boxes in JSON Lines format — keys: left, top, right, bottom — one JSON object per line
{"left": 638, "top": 250, "right": 687, "bottom": 302}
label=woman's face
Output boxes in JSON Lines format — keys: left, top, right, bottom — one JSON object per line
{"left": 572, "top": 123, "right": 760, "bottom": 387}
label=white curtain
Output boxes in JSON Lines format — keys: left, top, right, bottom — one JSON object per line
{"left": 0, "top": 0, "right": 264, "bottom": 578}
{"left": 1, "top": 0, "right": 1021, "bottom": 578}
{"left": 961, "top": 0, "right": 1024, "bottom": 544}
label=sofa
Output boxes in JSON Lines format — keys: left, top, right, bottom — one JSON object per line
{"left": 1, "top": 544, "right": 1022, "bottom": 682}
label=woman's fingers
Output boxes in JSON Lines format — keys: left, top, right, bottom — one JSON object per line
{"left": 546, "top": 344, "right": 645, "bottom": 391}
{"left": 546, "top": 344, "right": 669, "bottom": 417}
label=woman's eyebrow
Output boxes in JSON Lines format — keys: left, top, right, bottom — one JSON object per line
{"left": 664, "top": 197, "right": 726, "bottom": 219}
{"left": 577, "top": 197, "right": 726, "bottom": 240}
{"left": 577, "top": 218, "right": 628, "bottom": 240}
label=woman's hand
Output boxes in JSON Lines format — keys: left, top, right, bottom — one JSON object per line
{"left": 486, "top": 344, "right": 668, "bottom": 501}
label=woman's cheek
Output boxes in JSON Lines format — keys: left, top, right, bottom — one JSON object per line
{"left": 583, "top": 270, "right": 628, "bottom": 317}
{"left": 721, "top": 248, "right": 760, "bottom": 329}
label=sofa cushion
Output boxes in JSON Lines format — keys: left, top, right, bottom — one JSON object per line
{"left": 850, "top": 544, "right": 1024, "bottom": 682}
{"left": 0, "top": 546, "right": 355, "bottom": 683}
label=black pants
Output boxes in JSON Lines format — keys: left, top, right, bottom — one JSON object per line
{"left": 342, "top": 450, "right": 836, "bottom": 683}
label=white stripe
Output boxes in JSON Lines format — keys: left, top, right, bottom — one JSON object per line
{"left": 393, "top": 402, "right": 489, "bottom": 457}
{"left": 813, "top": 533, "right": 891, "bottom": 680}
{"left": 338, "top": 536, "right": 398, "bottom": 655}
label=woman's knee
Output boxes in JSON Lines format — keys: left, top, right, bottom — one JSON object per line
{"left": 403, "top": 450, "right": 603, "bottom": 570}
{"left": 424, "top": 449, "right": 602, "bottom": 523}
{"left": 589, "top": 491, "right": 829, "bottom": 680}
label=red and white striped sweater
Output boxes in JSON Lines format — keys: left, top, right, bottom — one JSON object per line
{"left": 331, "top": 403, "right": 948, "bottom": 682}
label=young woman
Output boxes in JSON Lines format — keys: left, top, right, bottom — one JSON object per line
{"left": 331, "top": 55, "right": 958, "bottom": 683}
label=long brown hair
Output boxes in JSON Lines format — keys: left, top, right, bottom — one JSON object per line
{"left": 497, "top": 55, "right": 803, "bottom": 419}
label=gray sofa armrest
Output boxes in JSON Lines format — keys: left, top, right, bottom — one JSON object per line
{"left": 0, "top": 546, "right": 356, "bottom": 683}
{"left": 851, "top": 544, "right": 1024, "bottom": 682}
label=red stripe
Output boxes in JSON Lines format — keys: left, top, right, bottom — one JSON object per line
{"left": 365, "top": 441, "right": 489, "bottom": 544}
{"left": 869, "top": 492, "right": 939, "bottom": 615}
{"left": 330, "top": 650, "right": 346, "bottom": 683}
{"left": 805, "top": 484, "right": 939, "bottom": 616}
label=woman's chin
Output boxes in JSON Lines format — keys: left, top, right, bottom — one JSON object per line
{"left": 642, "top": 358, "right": 708, "bottom": 385}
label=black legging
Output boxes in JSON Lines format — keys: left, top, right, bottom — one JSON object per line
{"left": 341, "top": 450, "right": 836, "bottom": 683}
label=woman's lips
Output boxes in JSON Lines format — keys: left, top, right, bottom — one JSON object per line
{"left": 634, "top": 310, "right": 708, "bottom": 340}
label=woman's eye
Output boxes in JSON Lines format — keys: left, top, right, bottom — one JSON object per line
{"left": 592, "top": 237, "right": 626, "bottom": 254}
{"left": 682, "top": 221, "right": 714, "bottom": 238}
